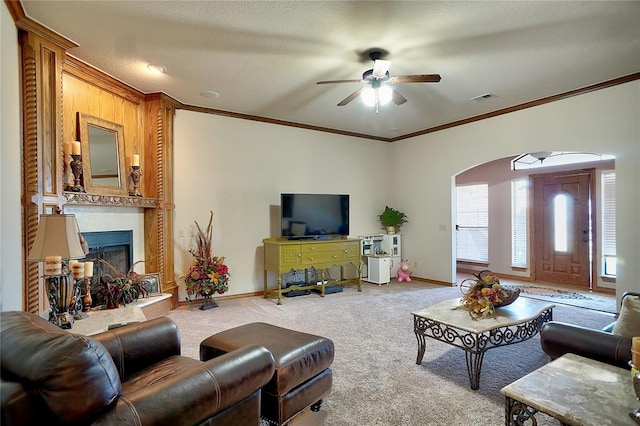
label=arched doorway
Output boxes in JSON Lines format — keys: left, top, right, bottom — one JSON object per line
{"left": 454, "top": 152, "right": 615, "bottom": 291}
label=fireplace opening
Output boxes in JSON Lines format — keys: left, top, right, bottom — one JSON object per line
{"left": 82, "top": 231, "right": 133, "bottom": 306}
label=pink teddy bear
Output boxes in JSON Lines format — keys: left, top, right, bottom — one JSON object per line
{"left": 396, "top": 260, "right": 412, "bottom": 282}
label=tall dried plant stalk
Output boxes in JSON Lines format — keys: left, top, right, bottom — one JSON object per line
{"left": 98, "top": 258, "right": 146, "bottom": 278}
{"left": 191, "top": 211, "right": 214, "bottom": 264}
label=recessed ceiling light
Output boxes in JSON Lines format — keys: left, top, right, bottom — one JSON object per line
{"left": 470, "top": 93, "right": 496, "bottom": 102}
{"left": 200, "top": 90, "right": 220, "bottom": 99}
{"left": 147, "top": 64, "right": 166, "bottom": 74}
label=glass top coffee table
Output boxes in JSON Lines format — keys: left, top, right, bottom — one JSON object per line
{"left": 412, "top": 297, "right": 554, "bottom": 390}
{"left": 501, "top": 353, "right": 638, "bottom": 425}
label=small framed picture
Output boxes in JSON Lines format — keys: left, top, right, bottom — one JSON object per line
{"left": 140, "top": 272, "right": 162, "bottom": 296}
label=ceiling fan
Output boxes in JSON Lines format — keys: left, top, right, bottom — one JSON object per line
{"left": 317, "top": 50, "right": 441, "bottom": 112}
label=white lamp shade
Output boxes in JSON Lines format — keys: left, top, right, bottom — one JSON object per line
{"left": 27, "top": 214, "right": 87, "bottom": 261}
{"left": 378, "top": 86, "right": 392, "bottom": 105}
{"left": 361, "top": 86, "right": 393, "bottom": 107}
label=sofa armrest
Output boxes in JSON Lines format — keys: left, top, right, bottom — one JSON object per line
{"left": 1, "top": 380, "right": 43, "bottom": 426}
{"left": 92, "top": 316, "right": 181, "bottom": 379}
{"left": 92, "top": 344, "right": 275, "bottom": 426}
{"left": 540, "top": 321, "right": 632, "bottom": 369}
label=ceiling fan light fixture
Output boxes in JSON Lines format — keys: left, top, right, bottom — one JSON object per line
{"left": 362, "top": 86, "right": 392, "bottom": 107}
{"left": 372, "top": 60, "right": 391, "bottom": 78}
{"left": 378, "top": 86, "right": 392, "bottom": 105}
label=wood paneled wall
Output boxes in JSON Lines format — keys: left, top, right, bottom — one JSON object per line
{"left": 18, "top": 28, "right": 71, "bottom": 314}
{"left": 13, "top": 5, "right": 179, "bottom": 312}
{"left": 62, "top": 57, "right": 144, "bottom": 190}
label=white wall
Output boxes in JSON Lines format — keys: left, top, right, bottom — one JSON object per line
{"left": 1, "top": 2, "right": 23, "bottom": 311}
{"left": 391, "top": 81, "right": 640, "bottom": 300}
{"left": 173, "top": 111, "right": 392, "bottom": 300}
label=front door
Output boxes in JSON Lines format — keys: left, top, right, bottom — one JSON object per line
{"left": 533, "top": 170, "right": 593, "bottom": 287}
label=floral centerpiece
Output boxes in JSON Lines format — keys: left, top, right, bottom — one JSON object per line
{"left": 184, "top": 211, "right": 230, "bottom": 309}
{"left": 458, "top": 270, "right": 520, "bottom": 320}
{"left": 96, "top": 259, "right": 149, "bottom": 309}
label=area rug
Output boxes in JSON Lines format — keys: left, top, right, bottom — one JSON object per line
{"left": 457, "top": 274, "right": 617, "bottom": 314}
{"left": 168, "top": 281, "right": 616, "bottom": 426}
{"left": 504, "top": 283, "right": 616, "bottom": 314}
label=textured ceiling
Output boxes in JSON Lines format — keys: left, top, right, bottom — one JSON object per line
{"left": 21, "top": 1, "right": 640, "bottom": 140}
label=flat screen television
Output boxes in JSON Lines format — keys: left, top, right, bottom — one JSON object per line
{"left": 280, "top": 193, "right": 349, "bottom": 239}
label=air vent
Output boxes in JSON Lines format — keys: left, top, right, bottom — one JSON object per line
{"left": 470, "top": 93, "right": 496, "bottom": 102}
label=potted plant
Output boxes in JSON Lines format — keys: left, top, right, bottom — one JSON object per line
{"left": 95, "top": 259, "right": 149, "bottom": 309}
{"left": 378, "top": 206, "right": 408, "bottom": 234}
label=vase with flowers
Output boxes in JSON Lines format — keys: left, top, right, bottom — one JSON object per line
{"left": 458, "top": 270, "right": 520, "bottom": 320}
{"left": 184, "top": 211, "right": 230, "bottom": 310}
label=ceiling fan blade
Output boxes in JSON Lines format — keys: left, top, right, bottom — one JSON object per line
{"left": 317, "top": 79, "right": 362, "bottom": 85}
{"left": 337, "top": 87, "right": 367, "bottom": 106}
{"left": 391, "top": 90, "right": 407, "bottom": 105}
{"left": 390, "top": 74, "right": 441, "bottom": 84}
{"left": 372, "top": 59, "right": 391, "bottom": 78}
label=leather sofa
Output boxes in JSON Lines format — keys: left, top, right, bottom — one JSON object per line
{"left": 1, "top": 311, "right": 275, "bottom": 425}
{"left": 540, "top": 292, "right": 639, "bottom": 369}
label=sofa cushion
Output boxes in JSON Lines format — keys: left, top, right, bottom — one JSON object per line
{"left": 612, "top": 294, "right": 640, "bottom": 338}
{"left": 0, "top": 311, "right": 122, "bottom": 424}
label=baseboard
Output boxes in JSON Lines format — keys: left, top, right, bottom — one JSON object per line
{"left": 409, "top": 276, "right": 455, "bottom": 287}
{"left": 178, "top": 291, "right": 265, "bottom": 307}
{"left": 457, "top": 268, "right": 533, "bottom": 283}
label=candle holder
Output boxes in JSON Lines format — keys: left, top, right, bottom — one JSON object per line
{"left": 71, "top": 277, "right": 88, "bottom": 320}
{"left": 69, "top": 154, "right": 85, "bottom": 192}
{"left": 63, "top": 154, "right": 73, "bottom": 191}
{"left": 83, "top": 277, "right": 93, "bottom": 312}
{"left": 130, "top": 165, "right": 142, "bottom": 197}
{"left": 45, "top": 274, "right": 75, "bottom": 329}
{"left": 631, "top": 361, "right": 640, "bottom": 424}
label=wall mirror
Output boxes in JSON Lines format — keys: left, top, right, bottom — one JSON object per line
{"left": 77, "top": 112, "right": 128, "bottom": 196}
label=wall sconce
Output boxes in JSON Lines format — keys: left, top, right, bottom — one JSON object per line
{"left": 27, "top": 213, "right": 88, "bottom": 328}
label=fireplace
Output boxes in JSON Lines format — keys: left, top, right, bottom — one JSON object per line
{"left": 83, "top": 230, "right": 133, "bottom": 274}
{"left": 82, "top": 231, "right": 133, "bottom": 305}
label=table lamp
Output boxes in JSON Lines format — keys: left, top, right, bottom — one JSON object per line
{"left": 27, "top": 213, "right": 87, "bottom": 328}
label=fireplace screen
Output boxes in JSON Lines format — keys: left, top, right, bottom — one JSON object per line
{"left": 82, "top": 231, "right": 133, "bottom": 306}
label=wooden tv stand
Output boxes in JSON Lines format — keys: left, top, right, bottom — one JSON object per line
{"left": 263, "top": 238, "right": 361, "bottom": 304}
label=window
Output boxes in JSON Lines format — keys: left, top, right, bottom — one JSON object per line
{"left": 456, "top": 184, "right": 488, "bottom": 262}
{"left": 511, "top": 179, "right": 528, "bottom": 267}
{"left": 602, "top": 171, "right": 616, "bottom": 276}
{"left": 553, "top": 193, "right": 570, "bottom": 252}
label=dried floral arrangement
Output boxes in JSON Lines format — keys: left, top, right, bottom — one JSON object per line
{"left": 184, "top": 211, "right": 230, "bottom": 304}
{"left": 458, "top": 270, "right": 520, "bottom": 320}
{"left": 96, "top": 259, "right": 149, "bottom": 308}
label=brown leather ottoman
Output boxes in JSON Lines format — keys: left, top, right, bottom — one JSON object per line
{"left": 200, "top": 322, "right": 334, "bottom": 425}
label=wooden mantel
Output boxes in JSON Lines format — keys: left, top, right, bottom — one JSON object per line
{"left": 62, "top": 192, "right": 158, "bottom": 208}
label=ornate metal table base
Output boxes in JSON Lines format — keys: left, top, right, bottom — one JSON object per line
{"left": 505, "top": 396, "right": 538, "bottom": 426}
{"left": 413, "top": 307, "right": 553, "bottom": 390}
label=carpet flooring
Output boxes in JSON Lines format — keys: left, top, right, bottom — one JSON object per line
{"left": 168, "top": 281, "right": 615, "bottom": 426}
